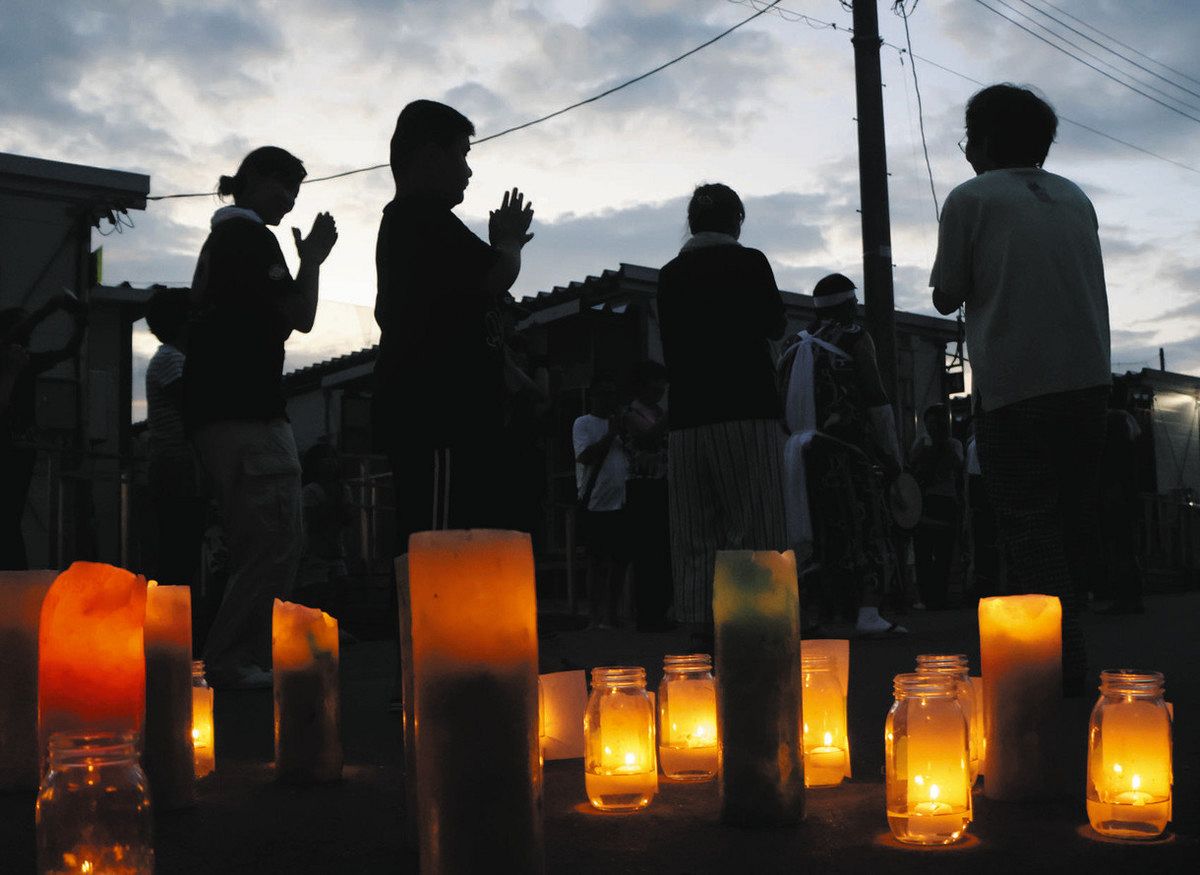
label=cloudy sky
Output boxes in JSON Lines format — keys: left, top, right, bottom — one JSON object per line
{"left": 4, "top": 0, "right": 1199, "bottom": 415}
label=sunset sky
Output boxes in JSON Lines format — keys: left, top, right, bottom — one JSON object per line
{"left": 4, "top": 0, "right": 1198, "bottom": 416}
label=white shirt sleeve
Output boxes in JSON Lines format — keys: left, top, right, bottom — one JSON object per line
{"left": 930, "top": 187, "right": 973, "bottom": 306}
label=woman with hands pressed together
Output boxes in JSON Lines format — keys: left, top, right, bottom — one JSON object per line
{"left": 184, "top": 145, "right": 338, "bottom": 689}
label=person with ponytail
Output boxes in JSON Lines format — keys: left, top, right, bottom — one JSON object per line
{"left": 657, "top": 182, "right": 789, "bottom": 636}
{"left": 184, "top": 146, "right": 338, "bottom": 688}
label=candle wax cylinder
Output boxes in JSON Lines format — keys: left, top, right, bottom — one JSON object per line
{"left": 272, "top": 599, "right": 342, "bottom": 784}
{"left": 0, "top": 570, "right": 56, "bottom": 791}
{"left": 394, "top": 554, "right": 418, "bottom": 848}
{"left": 408, "top": 530, "right": 543, "bottom": 875}
{"left": 38, "top": 563, "right": 148, "bottom": 769}
{"left": 143, "top": 584, "right": 194, "bottom": 810}
{"left": 713, "top": 550, "right": 805, "bottom": 826}
{"left": 978, "top": 595, "right": 1062, "bottom": 800}
{"left": 192, "top": 685, "right": 215, "bottom": 780}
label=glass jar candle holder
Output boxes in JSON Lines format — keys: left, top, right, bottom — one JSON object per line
{"left": 36, "top": 731, "right": 154, "bottom": 875}
{"left": 658, "top": 654, "right": 718, "bottom": 781}
{"left": 916, "top": 653, "right": 980, "bottom": 787}
{"left": 886, "top": 673, "right": 972, "bottom": 845}
{"left": 1086, "top": 669, "right": 1172, "bottom": 840}
{"left": 585, "top": 666, "right": 657, "bottom": 811}
{"left": 801, "top": 653, "right": 848, "bottom": 789}
{"left": 192, "top": 660, "right": 215, "bottom": 780}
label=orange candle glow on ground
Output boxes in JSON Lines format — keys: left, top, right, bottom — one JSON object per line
{"left": 272, "top": 599, "right": 341, "bottom": 784}
{"left": 143, "top": 583, "right": 194, "bottom": 809}
{"left": 407, "top": 529, "right": 542, "bottom": 872}
{"left": 978, "top": 595, "right": 1061, "bottom": 800}
{"left": 0, "top": 570, "right": 57, "bottom": 791}
{"left": 38, "top": 563, "right": 147, "bottom": 766}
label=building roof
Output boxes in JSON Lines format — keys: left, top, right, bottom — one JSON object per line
{"left": 280, "top": 263, "right": 961, "bottom": 385}
{"left": 0, "top": 152, "right": 149, "bottom": 211}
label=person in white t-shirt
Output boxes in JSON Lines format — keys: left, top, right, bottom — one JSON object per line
{"left": 930, "top": 83, "right": 1110, "bottom": 696}
{"left": 573, "top": 374, "right": 631, "bottom": 628}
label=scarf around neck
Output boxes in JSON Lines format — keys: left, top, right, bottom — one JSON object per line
{"left": 680, "top": 231, "right": 741, "bottom": 253}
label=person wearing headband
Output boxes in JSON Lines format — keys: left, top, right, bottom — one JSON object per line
{"left": 779, "top": 272, "right": 907, "bottom": 637}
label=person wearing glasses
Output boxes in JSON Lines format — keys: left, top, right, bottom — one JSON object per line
{"left": 930, "top": 83, "right": 1110, "bottom": 697}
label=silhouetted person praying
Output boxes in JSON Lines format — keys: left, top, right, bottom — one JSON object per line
{"left": 372, "top": 99, "right": 535, "bottom": 545}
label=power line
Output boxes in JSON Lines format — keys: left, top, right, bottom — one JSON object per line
{"left": 969, "top": 0, "right": 1200, "bottom": 126}
{"left": 148, "top": 1, "right": 782, "bottom": 201}
{"left": 893, "top": 1, "right": 940, "bottom": 221}
{"left": 991, "top": 0, "right": 1200, "bottom": 114}
{"left": 1038, "top": 0, "right": 1200, "bottom": 90}
{"left": 1016, "top": 0, "right": 1200, "bottom": 104}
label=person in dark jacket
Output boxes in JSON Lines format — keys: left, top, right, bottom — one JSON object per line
{"left": 658, "top": 183, "right": 789, "bottom": 630}
{"left": 185, "top": 146, "right": 338, "bottom": 689}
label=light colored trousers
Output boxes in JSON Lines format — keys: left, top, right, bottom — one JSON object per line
{"left": 193, "top": 419, "right": 302, "bottom": 675}
{"left": 667, "top": 419, "right": 789, "bottom": 624}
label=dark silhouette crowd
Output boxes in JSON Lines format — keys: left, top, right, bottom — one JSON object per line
{"left": 1, "top": 83, "right": 1148, "bottom": 696}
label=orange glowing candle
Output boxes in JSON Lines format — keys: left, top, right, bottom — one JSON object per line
{"left": 978, "top": 595, "right": 1061, "bottom": 800}
{"left": 272, "top": 599, "right": 341, "bottom": 784}
{"left": 407, "top": 529, "right": 542, "bottom": 874}
{"left": 657, "top": 654, "right": 718, "bottom": 782}
{"left": 0, "top": 570, "right": 57, "bottom": 791}
{"left": 800, "top": 653, "right": 847, "bottom": 788}
{"left": 191, "top": 661, "right": 215, "bottom": 780}
{"left": 143, "top": 583, "right": 194, "bottom": 810}
{"left": 38, "top": 562, "right": 148, "bottom": 767}
{"left": 1086, "top": 670, "right": 1172, "bottom": 839}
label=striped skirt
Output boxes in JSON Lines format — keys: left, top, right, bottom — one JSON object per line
{"left": 667, "top": 419, "right": 790, "bottom": 624}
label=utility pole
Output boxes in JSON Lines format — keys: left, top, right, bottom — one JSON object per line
{"left": 851, "top": 1, "right": 900, "bottom": 411}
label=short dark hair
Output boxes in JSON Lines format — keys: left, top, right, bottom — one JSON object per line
{"left": 145, "top": 288, "right": 189, "bottom": 344}
{"left": 687, "top": 182, "right": 744, "bottom": 236}
{"left": 631, "top": 360, "right": 669, "bottom": 391}
{"left": 965, "top": 84, "right": 1058, "bottom": 167}
{"left": 218, "top": 146, "right": 306, "bottom": 200}
{"left": 390, "top": 100, "right": 475, "bottom": 176}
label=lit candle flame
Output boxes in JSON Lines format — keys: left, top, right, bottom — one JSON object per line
{"left": 1132, "top": 774, "right": 1141, "bottom": 790}
{"left": 192, "top": 728, "right": 200, "bottom": 742}
{"left": 624, "top": 752, "right": 636, "bottom": 766}
{"left": 823, "top": 731, "right": 833, "bottom": 747}
{"left": 930, "top": 783, "right": 941, "bottom": 801}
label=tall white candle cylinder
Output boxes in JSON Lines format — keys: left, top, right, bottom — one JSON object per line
{"left": 0, "top": 570, "right": 57, "bottom": 791}
{"left": 978, "top": 595, "right": 1062, "bottom": 800}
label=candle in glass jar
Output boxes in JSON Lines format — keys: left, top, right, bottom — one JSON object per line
{"left": 38, "top": 563, "right": 148, "bottom": 769}
{"left": 978, "top": 595, "right": 1061, "bottom": 800}
{"left": 658, "top": 654, "right": 718, "bottom": 781}
{"left": 191, "top": 660, "right": 215, "bottom": 780}
{"left": 585, "top": 666, "right": 657, "bottom": 810}
{"left": 886, "top": 673, "right": 972, "bottom": 845}
{"left": 801, "top": 653, "right": 848, "bottom": 788}
{"left": 0, "top": 570, "right": 56, "bottom": 791}
{"left": 1086, "top": 669, "right": 1172, "bottom": 839}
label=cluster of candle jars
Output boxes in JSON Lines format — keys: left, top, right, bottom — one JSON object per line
{"left": 1086, "top": 669, "right": 1173, "bottom": 840}
{"left": 885, "top": 673, "right": 973, "bottom": 845}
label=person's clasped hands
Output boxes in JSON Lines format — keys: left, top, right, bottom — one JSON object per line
{"left": 489, "top": 187, "right": 534, "bottom": 249}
